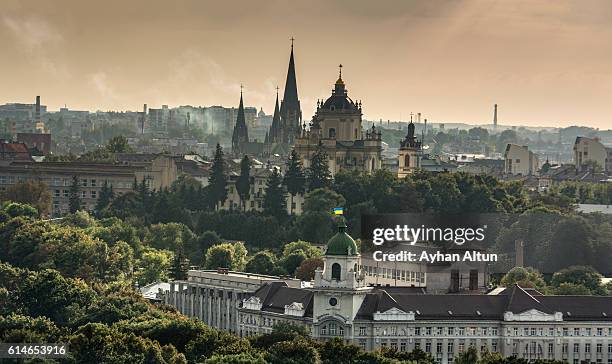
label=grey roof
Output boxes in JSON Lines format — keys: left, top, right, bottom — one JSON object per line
{"left": 246, "top": 283, "right": 612, "bottom": 322}
{"left": 250, "top": 282, "right": 313, "bottom": 316}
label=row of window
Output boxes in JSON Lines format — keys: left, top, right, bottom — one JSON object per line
{"left": 54, "top": 189, "right": 97, "bottom": 199}
{"left": 562, "top": 343, "right": 612, "bottom": 354}
{"left": 363, "top": 326, "right": 499, "bottom": 337}
{"left": 360, "top": 325, "right": 612, "bottom": 338}
{"left": 510, "top": 327, "right": 612, "bottom": 337}
{"left": 361, "top": 265, "right": 426, "bottom": 284}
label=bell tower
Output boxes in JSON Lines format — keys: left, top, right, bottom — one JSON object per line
{"left": 398, "top": 119, "right": 422, "bottom": 178}
{"left": 312, "top": 217, "right": 372, "bottom": 340}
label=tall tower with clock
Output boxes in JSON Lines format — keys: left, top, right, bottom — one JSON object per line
{"left": 312, "top": 217, "right": 372, "bottom": 340}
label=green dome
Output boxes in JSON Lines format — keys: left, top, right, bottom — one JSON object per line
{"left": 326, "top": 217, "right": 359, "bottom": 256}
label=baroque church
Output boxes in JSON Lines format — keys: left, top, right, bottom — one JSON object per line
{"left": 232, "top": 41, "right": 383, "bottom": 176}
{"left": 294, "top": 66, "right": 383, "bottom": 176}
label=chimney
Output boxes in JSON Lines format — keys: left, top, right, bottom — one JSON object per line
{"left": 493, "top": 104, "right": 498, "bottom": 129}
{"left": 35, "top": 96, "right": 41, "bottom": 124}
{"left": 142, "top": 103, "right": 147, "bottom": 134}
{"left": 515, "top": 240, "right": 524, "bottom": 267}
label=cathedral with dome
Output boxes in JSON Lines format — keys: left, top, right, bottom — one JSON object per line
{"left": 293, "top": 66, "right": 383, "bottom": 176}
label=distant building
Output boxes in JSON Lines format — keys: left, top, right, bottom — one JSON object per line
{"left": 504, "top": 144, "right": 539, "bottom": 176}
{"left": 294, "top": 67, "right": 383, "bottom": 176}
{"left": 219, "top": 163, "right": 304, "bottom": 215}
{"left": 0, "top": 96, "right": 47, "bottom": 134}
{"left": 397, "top": 121, "right": 422, "bottom": 178}
{"left": 161, "top": 269, "right": 302, "bottom": 334}
{"left": 17, "top": 133, "right": 52, "bottom": 155}
{"left": 574, "top": 136, "right": 611, "bottom": 173}
{"left": 0, "top": 140, "right": 33, "bottom": 161}
{"left": 0, "top": 154, "right": 179, "bottom": 216}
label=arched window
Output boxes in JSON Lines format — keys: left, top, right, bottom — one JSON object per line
{"left": 331, "top": 263, "right": 341, "bottom": 280}
{"left": 371, "top": 158, "right": 376, "bottom": 170}
{"left": 329, "top": 128, "right": 336, "bottom": 139}
{"left": 404, "top": 154, "right": 410, "bottom": 167}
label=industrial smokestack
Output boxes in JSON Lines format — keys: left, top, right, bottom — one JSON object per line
{"left": 35, "top": 96, "right": 41, "bottom": 124}
{"left": 141, "top": 103, "right": 147, "bottom": 134}
{"left": 493, "top": 104, "right": 498, "bottom": 129}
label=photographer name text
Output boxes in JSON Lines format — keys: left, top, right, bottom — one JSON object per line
{"left": 372, "top": 250, "right": 498, "bottom": 263}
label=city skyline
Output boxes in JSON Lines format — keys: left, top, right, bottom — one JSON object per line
{"left": 2, "top": 0, "right": 612, "bottom": 129}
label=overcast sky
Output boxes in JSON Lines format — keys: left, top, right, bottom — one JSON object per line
{"left": 2, "top": 0, "right": 612, "bottom": 129}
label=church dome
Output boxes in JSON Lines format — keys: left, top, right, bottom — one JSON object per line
{"left": 326, "top": 217, "right": 359, "bottom": 256}
{"left": 319, "top": 66, "right": 358, "bottom": 112}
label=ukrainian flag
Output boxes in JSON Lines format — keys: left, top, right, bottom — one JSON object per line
{"left": 333, "top": 207, "right": 344, "bottom": 215}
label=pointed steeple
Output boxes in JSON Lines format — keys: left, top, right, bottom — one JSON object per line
{"left": 280, "top": 38, "right": 302, "bottom": 144}
{"left": 283, "top": 40, "right": 299, "bottom": 107}
{"left": 232, "top": 85, "right": 249, "bottom": 155}
{"left": 270, "top": 87, "right": 281, "bottom": 142}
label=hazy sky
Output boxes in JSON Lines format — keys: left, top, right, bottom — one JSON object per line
{"left": 2, "top": 0, "right": 612, "bottom": 129}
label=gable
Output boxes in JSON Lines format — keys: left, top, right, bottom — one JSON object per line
{"left": 373, "top": 307, "right": 415, "bottom": 321}
{"left": 504, "top": 309, "right": 562, "bottom": 322}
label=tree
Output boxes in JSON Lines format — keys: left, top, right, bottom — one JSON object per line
{"left": 245, "top": 251, "right": 277, "bottom": 275}
{"left": 281, "top": 250, "right": 308, "bottom": 276}
{"left": 544, "top": 216, "right": 594, "bottom": 272}
{"left": 263, "top": 168, "right": 286, "bottom": 220}
{"left": 250, "top": 322, "right": 311, "bottom": 349}
{"left": 306, "top": 143, "right": 332, "bottom": 191}
{"left": 500, "top": 267, "right": 547, "bottom": 291}
{"left": 552, "top": 282, "right": 592, "bottom": 295}
{"left": 193, "top": 231, "right": 221, "bottom": 263}
{"left": 266, "top": 337, "right": 320, "bottom": 364}
{"left": 170, "top": 243, "right": 189, "bottom": 280}
{"left": 144, "top": 223, "right": 196, "bottom": 252}
{"left": 282, "top": 241, "right": 322, "bottom": 259}
{"left": 106, "top": 135, "right": 134, "bottom": 153}
{"left": 69, "top": 175, "right": 81, "bottom": 213}
{"left": 205, "top": 353, "right": 267, "bottom": 364}
{"left": 203, "top": 242, "right": 247, "bottom": 271}
{"left": 297, "top": 188, "right": 345, "bottom": 243}
{"left": 208, "top": 144, "right": 228, "bottom": 210}
{"left": 1, "top": 180, "right": 51, "bottom": 216}
{"left": 236, "top": 155, "right": 251, "bottom": 212}
{"left": 204, "top": 244, "right": 234, "bottom": 269}
{"left": 135, "top": 249, "right": 172, "bottom": 286}
{"left": 3, "top": 202, "right": 38, "bottom": 218}
{"left": 284, "top": 149, "right": 306, "bottom": 215}
{"left": 95, "top": 180, "right": 114, "bottom": 216}
{"left": 550, "top": 266, "right": 604, "bottom": 295}
{"left": 454, "top": 346, "right": 479, "bottom": 364}
{"left": 295, "top": 257, "right": 324, "bottom": 280}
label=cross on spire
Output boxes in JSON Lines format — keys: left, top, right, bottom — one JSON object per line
{"left": 275, "top": 85, "right": 279, "bottom": 95}
{"left": 338, "top": 64, "right": 343, "bottom": 78}
{"left": 290, "top": 36, "right": 295, "bottom": 48}
{"left": 240, "top": 83, "right": 244, "bottom": 95}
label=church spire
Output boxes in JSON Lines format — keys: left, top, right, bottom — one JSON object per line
{"left": 232, "top": 85, "right": 249, "bottom": 155}
{"left": 283, "top": 39, "right": 299, "bottom": 108}
{"left": 269, "top": 86, "right": 281, "bottom": 143}
{"left": 280, "top": 38, "right": 302, "bottom": 144}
